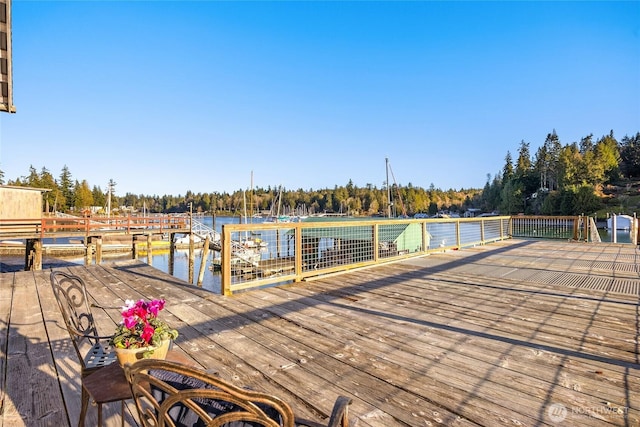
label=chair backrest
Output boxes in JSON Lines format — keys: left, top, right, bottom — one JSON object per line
{"left": 124, "top": 359, "right": 297, "bottom": 427}
{"left": 50, "top": 270, "right": 103, "bottom": 367}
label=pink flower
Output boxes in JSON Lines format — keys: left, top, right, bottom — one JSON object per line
{"left": 113, "top": 298, "right": 175, "bottom": 350}
{"left": 123, "top": 315, "right": 138, "bottom": 329}
{"left": 141, "top": 323, "right": 155, "bottom": 344}
{"left": 148, "top": 299, "right": 165, "bottom": 316}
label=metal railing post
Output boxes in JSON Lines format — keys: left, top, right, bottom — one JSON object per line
{"left": 221, "top": 225, "right": 231, "bottom": 296}
{"left": 294, "top": 223, "right": 302, "bottom": 282}
{"left": 422, "top": 221, "right": 428, "bottom": 253}
{"left": 373, "top": 224, "right": 379, "bottom": 262}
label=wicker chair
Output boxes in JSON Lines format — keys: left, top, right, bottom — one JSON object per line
{"left": 124, "top": 358, "right": 352, "bottom": 427}
{"left": 50, "top": 270, "right": 124, "bottom": 427}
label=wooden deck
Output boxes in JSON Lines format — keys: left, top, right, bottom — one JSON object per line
{"left": 1, "top": 238, "right": 638, "bottom": 427}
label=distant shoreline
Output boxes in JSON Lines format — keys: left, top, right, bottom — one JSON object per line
{"left": 0, "top": 239, "right": 200, "bottom": 257}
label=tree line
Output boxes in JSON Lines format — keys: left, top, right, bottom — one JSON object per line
{"left": 0, "top": 164, "right": 482, "bottom": 217}
{"left": 485, "top": 130, "right": 640, "bottom": 215}
{"left": 1, "top": 129, "right": 638, "bottom": 217}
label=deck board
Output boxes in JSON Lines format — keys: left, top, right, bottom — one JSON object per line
{"left": 1, "top": 238, "right": 639, "bottom": 426}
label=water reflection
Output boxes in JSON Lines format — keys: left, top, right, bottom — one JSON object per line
{"left": 597, "top": 228, "right": 633, "bottom": 243}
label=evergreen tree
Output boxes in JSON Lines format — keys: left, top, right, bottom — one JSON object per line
{"left": 559, "top": 188, "right": 575, "bottom": 215}
{"left": 619, "top": 132, "right": 640, "bottom": 178}
{"left": 573, "top": 185, "right": 602, "bottom": 215}
{"left": 515, "top": 141, "right": 532, "bottom": 176}
{"left": 59, "top": 165, "right": 74, "bottom": 211}
{"left": 579, "top": 134, "right": 594, "bottom": 155}
{"left": 26, "top": 165, "right": 39, "bottom": 187}
{"left": 541, "top": 191, "right": 560, "bottom": 215}
{"left": 558, "top": 143, "right": 581, "bottom": 187}
{"left": 503, "top": 151, "right": 514, "bottom": 182}
{"left": 515, "top": 140, "right": 538, "bottom": 197}
{"left": 499, "top": 180, "right": 522, "bottom": 214}
{"left": 428, "top": 201, "right": 438, "bottom": 216}
{"left": 39, "top": 167, "right": 59, "bottom": 212}
{"left": 543, "top": 130, "right": 562, "bottom": 190}
{"left": 594, "top": 131, "right": 620, "bottom": 182}
{"left": 333, "top": 186, "right": 348, "bottom": 213}
{"left": 534, "top": 145, "right": 549, "bottom": 191}
{"left": 580, "top": 147, "right": 603, "bottom": 186}
{"left": 92, "top": 185, "right": 106, "bottom": 208}
{"left": 74, "top": 180, "right": 94, "bottom": 211}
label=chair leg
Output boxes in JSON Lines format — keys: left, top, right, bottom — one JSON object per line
{"left": 120, "top": 401, "right": 125, "bottom": 427}
{"left": 97, "top": 403, "right": 103, "bottom": 427}
{"left": 78, "top": 387, "right": 89, "bottom": 427}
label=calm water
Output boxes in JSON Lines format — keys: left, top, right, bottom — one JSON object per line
{"left": 47, "top": 216, "right": 248, "bottom": 294}
{"left": 129, "top": 215, "right": 267, "bottom": 293}
{"left": 598, "top": 229, "right": 634, "bottom": 244}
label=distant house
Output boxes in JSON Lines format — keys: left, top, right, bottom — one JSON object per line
{"left": 464, "top": 208, "right": 481, "bottom": 218}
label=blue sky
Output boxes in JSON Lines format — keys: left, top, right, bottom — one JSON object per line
{"left": 1, "top": 1, "right": 638, "bottom": 197}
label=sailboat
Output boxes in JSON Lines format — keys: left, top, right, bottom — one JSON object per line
{"left": 241, "top": 197, "right": 268, "bottom": 249}
{"left": 212, "top": 174, "right": 267, "bottom": 272}
{"left": 264, "top": 185, "right": 291, "bottom": 223}
{"left": 386, "top": 157, "right": 408, "bottom": 218}
{"left": 240, "top": 173, "right": 268, "bottom": 249}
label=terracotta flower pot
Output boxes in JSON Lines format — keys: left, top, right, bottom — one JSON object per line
{"left": 114, "top": 339, "right": 171, "bottom": 367}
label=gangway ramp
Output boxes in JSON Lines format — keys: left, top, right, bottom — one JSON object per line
{"left": 191, "top": 218, "right": 221, "bottom": 244}
{"left": 190, "top": 219, "right": 261, "bottom": 268}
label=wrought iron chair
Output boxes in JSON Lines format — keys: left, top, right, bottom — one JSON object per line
{"left": 124, "top": 358, "right": 352, "bottom": 427}
{"left": 50, "top": 270, "right": 125, "bottom": 427}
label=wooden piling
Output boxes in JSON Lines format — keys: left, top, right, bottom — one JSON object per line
{"left": 196, "top": 235, "right": 211, "bottom": 287}
{"left": 169, "top": 233, "right": 175, "bottom": 276}
{"left": 24, "top": 239, "right": 42, "bottom": 271}
{"left": 94, "top": 237, "right": 103, "bottom": 264}
{"left": 147, "top": 234, "right": 153, "bottom": 266}
{"left": 188, "top": 233, "right": 195, "bottom": 284}
{"left": 132, "top": 236, "right": 139, "bottom": 260}
{"left": 84, "top": 243, "right": 92, "bottom": 266}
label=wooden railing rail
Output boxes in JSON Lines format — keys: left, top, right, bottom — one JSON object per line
{"left": 0, "top": 215, "right": 189, "bottom": 238}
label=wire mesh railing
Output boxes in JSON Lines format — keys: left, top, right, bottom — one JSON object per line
{"left": 510, "top": 215, "right": 585, "bottom": 241}
{"left": 218, "top": 216, "right": 511, "bottom": 295}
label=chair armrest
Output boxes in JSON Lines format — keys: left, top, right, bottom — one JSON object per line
{"left": 295, "top": 396, "right": 352, "bottom": 427}
{"left": 327, "top": 396, "right": 351, "bottom": 427}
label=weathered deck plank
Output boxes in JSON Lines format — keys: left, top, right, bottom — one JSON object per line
{"left": 0, "top": 239, "right": 638, "bottom": 426}
{"left": 4, "top": 271, "right": 68, "bottom": 426}
{"left": 0, "top": 270, "right": 13, "bottom": 427}
{"left": 39, "top": 266, "right": 140, "bottom": 427}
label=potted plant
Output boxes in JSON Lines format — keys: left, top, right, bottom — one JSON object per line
{"left": 111, "top": 298, "right": 179, "bottom": 366}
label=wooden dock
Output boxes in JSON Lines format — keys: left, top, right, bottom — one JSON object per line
{"left": 1, "top": 238, "right": 638, "bottom": 426}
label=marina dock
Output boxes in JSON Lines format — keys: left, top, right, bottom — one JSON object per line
{"left": 0, "top": 238, "right": 638, "bottom": 426}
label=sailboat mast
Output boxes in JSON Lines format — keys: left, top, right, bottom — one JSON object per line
{"left": 277, "top": 185, "right": 282, "bottom": 217}
{"left": 386, "top": 157, "right": 391, "bottom": 218}
{"left": 250, "top": 170, "right": 254, "bottom": 222}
